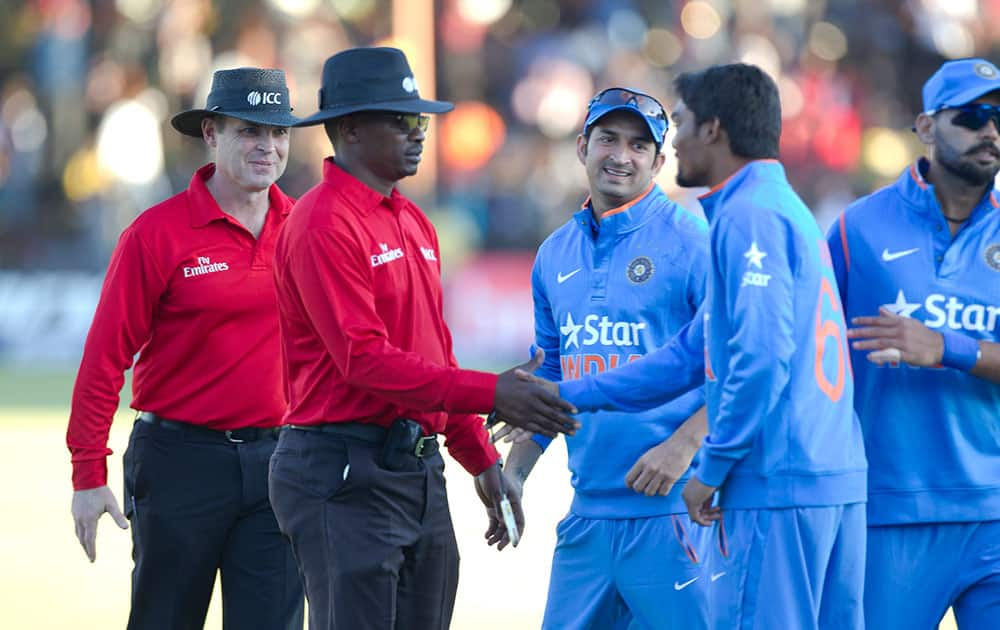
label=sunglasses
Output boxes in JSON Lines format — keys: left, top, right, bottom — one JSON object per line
{"left": 589, "top": 88, "right": 667, "bottom": 123}
{"left": 387, "top": 113, "right": 430, "bottom": 134}
{"left": 948, "top": 103, "right": 1000, "bottom": 131}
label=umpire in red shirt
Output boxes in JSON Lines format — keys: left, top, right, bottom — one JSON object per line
{"left": 271, "top": 47, "right": 579, "bottom": 630}
{"left": 67, "top": 68, "right": 304, "bottom": 630}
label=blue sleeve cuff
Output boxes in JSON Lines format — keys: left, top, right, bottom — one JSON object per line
{"left": 695, "top": 449, "right": 736, "bottom": 488}
{"left": 941, "top": 331, "right": 980, "bottom": 372}
{"left": 530, "top": 432, "right": 553, "bottom": 452}
{"left": 559, "top": 377, "right": 610, "bottom": 413}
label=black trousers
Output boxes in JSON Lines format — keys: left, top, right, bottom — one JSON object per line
{"left": 268, "top": 427, "right": 460, "bottom": 630}
{"left": 123, "top": 419, "right": 304, "bottom": 630}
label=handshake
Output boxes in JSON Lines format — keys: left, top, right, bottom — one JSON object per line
{"left": 474, "top": 348, "right": 578, "bottom": 551}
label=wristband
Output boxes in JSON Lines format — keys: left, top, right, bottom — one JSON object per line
{"left": 940, "top": 331, "right": 980, "bottom": 371}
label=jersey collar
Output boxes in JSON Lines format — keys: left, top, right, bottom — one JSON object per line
{"left": 575, "top": 182, "right": 662, "bottom": 237}
{"left": 187, "top": 163, "right": 293, "bottom": 228}
{"left": 697, "top": 159, "right": 783, "bottom": 223}
{"left": 897, "top": 157, "right": 998, "bottom": 223}
{"left": 322, "top": 158, "right": 408, "bottom": 216}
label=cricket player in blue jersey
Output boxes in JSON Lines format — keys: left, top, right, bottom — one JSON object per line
{"left": 501, "top": 87, "right": 712, "bottom": 629}
{"left": 828, "top": 58, "right": 1000, "bottom": 629}
{"left": 520, "top": 64, "right": 868, "bottom": 630}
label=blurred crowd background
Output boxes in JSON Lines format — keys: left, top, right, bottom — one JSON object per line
{"left": 2, "top": 0, "right": 1000, "bottom": 365}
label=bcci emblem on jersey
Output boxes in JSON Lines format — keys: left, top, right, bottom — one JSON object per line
{"left": 627, "top": 256, "right": 654, "bottom": 284}
{"left": 985, "top": 244, "right": 1000, "bottom": 271}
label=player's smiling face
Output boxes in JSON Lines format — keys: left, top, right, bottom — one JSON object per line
{"left": 931, "top": 92, "right": 1000, "bottom": 187}
{"left": 578, "top": 110, "right": 664, "bottom": 212}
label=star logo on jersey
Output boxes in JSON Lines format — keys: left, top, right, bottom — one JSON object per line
{"left": 744, "top": 241, "right": 767, "bottom": 269}
{"left": 882, "top": 289, "right": 921, "bottom": 318}
{"left": 560, "top": 313, "right": 584, "bottom": 350}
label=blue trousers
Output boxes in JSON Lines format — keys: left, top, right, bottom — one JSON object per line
{"left": 866, "top": 521, "right": 1000, "bottom": 630}
{"left": 541, "top": 513, "right": 714, "bottom": 630}
{"left": 708, "top": 504, "right": 866, "bottom": 630}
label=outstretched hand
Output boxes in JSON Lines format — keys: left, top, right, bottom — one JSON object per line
{"left": 494, "top": 349, "right": 578, "bottom": 438}
{"left": 489, "top": 424, "right": 534, "bottom": 444}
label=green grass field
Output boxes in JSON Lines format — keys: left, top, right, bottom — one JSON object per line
{"left": 0, "top": 367, "right": 958, "bottom": 629}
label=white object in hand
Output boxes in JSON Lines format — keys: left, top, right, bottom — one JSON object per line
{"left": 499, "top": 495, "right": 520, "bottom": 547}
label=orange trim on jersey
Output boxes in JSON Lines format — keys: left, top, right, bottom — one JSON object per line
{"left": 838, "top": 213, "right": 851, "bottom": 274}
{"left": 909, "top": 162, "right": 928, "bottom": 190}
{"left": 697, "top": 159, "right": 780, "bottom": 200}
{"left": 991, "top": 192, "right": 999, "bottom": 209}
{"left": 601, "top": 182, "right": 655, "bottom": 218}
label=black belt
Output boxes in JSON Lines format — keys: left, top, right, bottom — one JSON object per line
{"left": 287, "top": 422, "right": 439, "bottom": 458}
{"left": 137, "top": 412, "right": 280, "bottom": 444}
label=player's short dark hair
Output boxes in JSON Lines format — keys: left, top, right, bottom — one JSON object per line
{"left": 674, "top": 64, "right": 781, "bottom": 159}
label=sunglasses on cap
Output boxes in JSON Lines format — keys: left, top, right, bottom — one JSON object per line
{"left": 589, "top": 88, "right": 667, "bottom": 122}
{"left": 948, "top": 103, "right": 1000, "bottom": 131}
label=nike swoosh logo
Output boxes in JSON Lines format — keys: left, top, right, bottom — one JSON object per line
{"left": 711, "top": 571, "right": 726, "bottom": 582}
{"left": 673, "top": 577, "right": 699, "bottom": 591}
{"left": 557, "top": 269, "right": 581, "bottom": 283}
{"left": 881, "top": 247, "right": 919, "bottom": 262}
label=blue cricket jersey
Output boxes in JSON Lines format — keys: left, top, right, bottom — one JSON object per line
{"left": 828, "top": 158, "right": 1000, "bottom": 526}
{"left": 531, "top": 183, "right": 709, "bottom": 518}
{"left": 562, "top": 161, "right": 867, "bottom": 509}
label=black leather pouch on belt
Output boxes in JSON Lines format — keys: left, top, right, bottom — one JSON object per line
{"left": 380, "top": 418, "right": 425, "bottom": 471}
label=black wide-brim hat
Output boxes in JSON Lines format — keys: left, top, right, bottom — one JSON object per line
{"left": 171, "top": 68, "right": 300, "bottom": 138}
{"left": 295, "top": 47, "right": 454, "bottom": 127}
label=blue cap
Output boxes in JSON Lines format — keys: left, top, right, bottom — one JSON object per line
{"left": 922, "top": 58, "right": 1000, "bottom": 114}
{"left": 583, "top": 88, "right": 668, "bottom": 152}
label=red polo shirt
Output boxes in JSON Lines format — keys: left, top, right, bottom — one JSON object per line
{"left": 274, "top": 159, "right": 499, "bottom": 475}
{"left": 67, "top": 163, "right": 294, "bottom": 490}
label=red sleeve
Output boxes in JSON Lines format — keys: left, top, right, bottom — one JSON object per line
{"left": 66, "top": 226, "right": 168, "bottom": 490}
{"left": 443, "top": 412, "right": 500, "bottom": 475}
{"left": 291, "top": 226, "right": 497, "bottom": 412}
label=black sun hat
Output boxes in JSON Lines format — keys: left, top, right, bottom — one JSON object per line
{"left": 295, "top": 47, "right": 454, "bottom": 127}
{"left": 171, "top": 67, "right": 300, "bottom": 138}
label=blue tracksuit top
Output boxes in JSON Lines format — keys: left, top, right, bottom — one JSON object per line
{"left": 531, "top": 183, "right": 709, "bottom": 518}
{"left": 827, "top": 158, "right": 1000, "bottom": 526}
{"left": 561, "top": 161, "right": 868, "bottom": 509}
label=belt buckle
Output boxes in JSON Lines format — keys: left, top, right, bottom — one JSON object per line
{"left": 224, "top": 430, "right": 245, "bottom": 444}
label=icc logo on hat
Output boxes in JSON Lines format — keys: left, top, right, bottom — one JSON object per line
{"left": 247, "top": 91, "right": 282, "bottom": 107}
